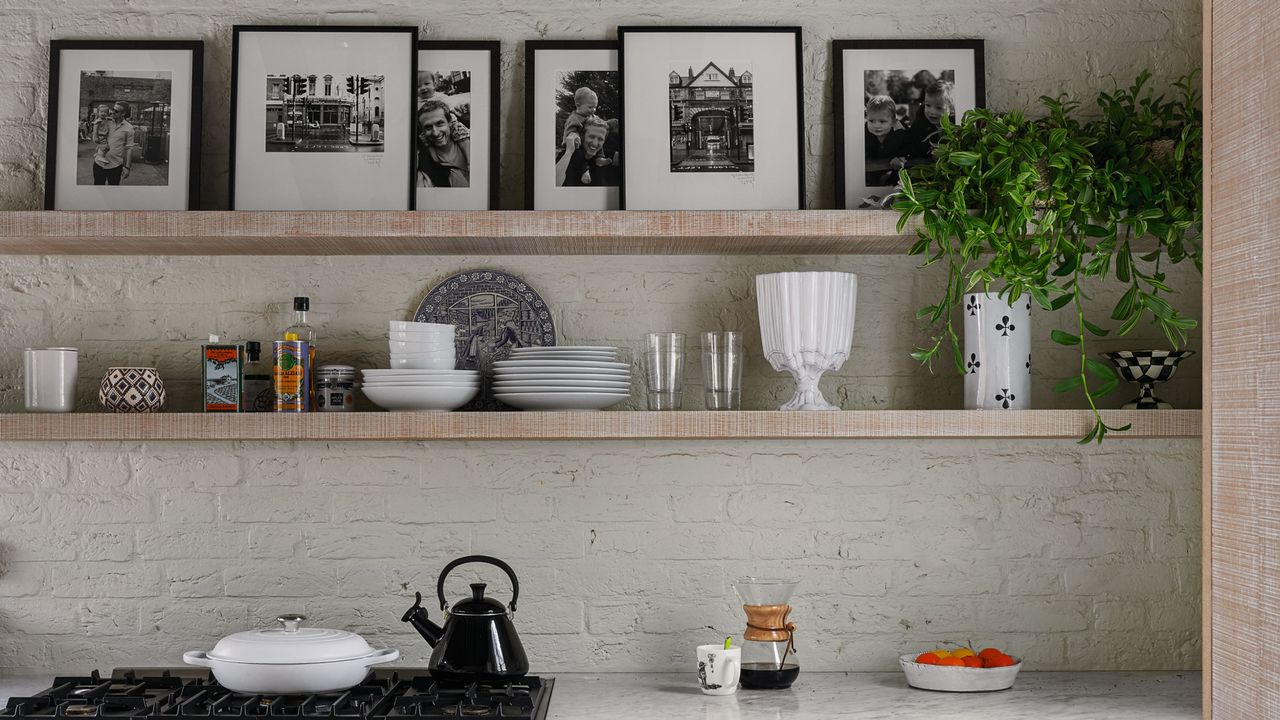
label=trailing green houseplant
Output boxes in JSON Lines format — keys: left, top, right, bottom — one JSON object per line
{"left": 894, "top": 71, "right": 1203, "bottom": 442}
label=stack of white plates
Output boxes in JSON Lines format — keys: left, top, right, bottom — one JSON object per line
{"left": 492, "top": 346, "right": 631, "bottom": 410}
{"left": 389, "top": 321, "right": 456, "bottom": 370}
{"left": 360, "top": 369, "right": 479, "bottom": 411}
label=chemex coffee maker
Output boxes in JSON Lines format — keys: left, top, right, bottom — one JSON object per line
{"left": 733, "top": 577, "right": 799, "bottom": 689}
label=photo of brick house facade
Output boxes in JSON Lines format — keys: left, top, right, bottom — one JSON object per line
{"left": 668, "top": 61, "right": 753, "bottom": 172}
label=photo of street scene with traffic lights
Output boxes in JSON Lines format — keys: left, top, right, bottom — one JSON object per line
{"left": 668, "top": 61, "right": 753, "bottom": 173}
{"left": 264, "top": 73, "right": 386, "bottom": 152}
{"left": 76, "top": 70, "right": 172, "bottom": 186}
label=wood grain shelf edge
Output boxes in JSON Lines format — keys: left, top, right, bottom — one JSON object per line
{"left": 0, "top": 409, "right": 1201, "bottom": 442}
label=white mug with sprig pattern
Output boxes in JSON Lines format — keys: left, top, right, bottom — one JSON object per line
{"left": 696, "top": 641, "right": 741, "bottom": 696}
{"left": 963, "top": 291, "right": 1031, "bottom": 410}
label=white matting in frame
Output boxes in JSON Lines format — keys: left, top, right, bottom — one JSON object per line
{"left": 621, "top": 28, "right": 801, "bottom": 210}
{"left": 839, "top": 45, "right": 981, "bottom": 209}
{"left": 232, "top": 27, "right": 415, "bottom": 210}
{"left": 530, "top": 46, "right": 618, "bottom": 211}
{"left": 52, "top": 47, "right": 195, "bottom": 210}
{"left": 416, "top": 46, "right": 494, "bottom": 210}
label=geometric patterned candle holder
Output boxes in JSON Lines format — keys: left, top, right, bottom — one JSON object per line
{"left": 99, "top": 367, "right": 166, "bottom": 413}
{"left": 1100, "top": 350, "right": 1195, "bottom": 409}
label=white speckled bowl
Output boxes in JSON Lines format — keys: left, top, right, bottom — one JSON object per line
{"left": 899, "top": 653, "right": 1022, "bottom": 692}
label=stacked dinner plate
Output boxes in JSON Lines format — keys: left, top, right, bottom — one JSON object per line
{"left": 388, "top": 321, "right": 456, "bottom": 370}
{"left": 493, "top": 346, "right": 631, "bottom": 410}
{"left": 360, "top": 369, "right": 480, "bottom": 411}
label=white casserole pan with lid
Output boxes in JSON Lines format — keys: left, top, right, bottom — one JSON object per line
{"left": 184, "top": 614, "right": 399, "bottom": 693}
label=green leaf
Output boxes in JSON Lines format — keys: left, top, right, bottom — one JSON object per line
{"left": 1112, "top": 285, "right": 1140, "bottom": 321}
{"left": 916, "top": 304, "right": 939, "bottom": 320}
{"left": 1050, "top": 294, "right": 1075, "bottom": 311}
{"left": 1144, "top": 294, "right": 1175, "bottom": 320}
{"left": 1089, "top": 377, "right": 1119, "bottom": 399}
{"left": 1085, "top": 357, "right": 1116, "bottom": 379}
{"left": 1053, "top": 375, "right": 1084, "bottom": 393}
{"left": 1051, "top": 330, "right": 1081, "bottom": 346}
{"left": 1116, "top": 248, "right": 1133, "bottom": 283}
{"left": 1083, "top": 319, "right": 1109, "bottom": 337}
{"left": 910, "top": 349, "right": 934, "bottom": 363}
{"left": 949, "top": 151, "right": 981, "bottom": 167}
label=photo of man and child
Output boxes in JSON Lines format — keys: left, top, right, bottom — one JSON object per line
{"left": 416, "top": 69, "right": 473, "bottom": 188}
{"left": 553, "top": 70, "right": 621, "bottom": 188}
{"left": 862, "top": 68, "right": 955, "bottom": 188}
{"left": 76, "top": 70, "right": 172, "bottom": 186}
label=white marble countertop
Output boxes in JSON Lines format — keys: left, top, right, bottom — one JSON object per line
{"left": 0, "top": 671, "right": 1201, "bottom": 719}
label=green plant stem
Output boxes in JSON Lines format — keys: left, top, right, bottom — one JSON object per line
{"left": 1071, "top": 269, "right": 1106, "bottom": 443}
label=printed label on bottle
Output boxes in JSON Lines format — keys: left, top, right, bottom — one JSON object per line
{"left": 273, "top": 341, "right": 310, "bottom": 413}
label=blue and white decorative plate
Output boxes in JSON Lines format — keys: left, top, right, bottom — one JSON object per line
{"left": 414, "top": 269, "right": 556, "bottom": 409}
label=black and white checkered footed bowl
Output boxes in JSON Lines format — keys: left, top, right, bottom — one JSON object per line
{"left": 1101, "top": 350, "right": 1194, "bottom": 410}
{"left": 98, "top": 367, "right": 166, "bottom": 413}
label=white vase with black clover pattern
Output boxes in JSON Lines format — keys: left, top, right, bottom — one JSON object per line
{"left": 99, "top": 367, "right": 167, "bottom": 413}
{"left": 963, "top": 291, "right": 1031, "bottom": 410}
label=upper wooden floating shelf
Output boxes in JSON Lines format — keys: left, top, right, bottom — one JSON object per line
{"left": 0, "top": 210, "right": 917, "bottom": 255}
{"left": 0, "top": 410, "right": 1200, "bottom": 442}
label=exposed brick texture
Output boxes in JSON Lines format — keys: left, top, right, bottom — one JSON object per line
{"left": 0, "top": 0, "right": 1201, "bottom": 673}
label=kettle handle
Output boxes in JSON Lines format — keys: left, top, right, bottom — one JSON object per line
{"left": 437, "top": 555, "right": 520, "bottom": 614}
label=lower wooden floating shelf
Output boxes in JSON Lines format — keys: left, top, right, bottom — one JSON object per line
{"left": 0, "top": 409, "right": 1200, "bottom": 441}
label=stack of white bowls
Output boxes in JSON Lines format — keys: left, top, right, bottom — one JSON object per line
{"left": 360, "top": 369, "right": 480, "bottom": 411}
{"left": 360, "top": 321, "right": 477, "bottom": 411}
{"left": 389, "top": 321, "right": 456, "bottom": 370}
{"left": 492, "top": 346, "right": 631, "bottom": 410}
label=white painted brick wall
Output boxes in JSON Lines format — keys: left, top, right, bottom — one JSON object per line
{"left": 0, "top": 438, "right": 1200, "bottom": 672}
{"left": 0, "top": 0, "right": 1201, "bottom": 674}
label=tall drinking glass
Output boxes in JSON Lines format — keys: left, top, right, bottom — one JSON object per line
{"left": 645, "top": 332, "right": 685, "bottom": 410}
{"left": 702, "top": 331, "right": 743, "bottom": 410}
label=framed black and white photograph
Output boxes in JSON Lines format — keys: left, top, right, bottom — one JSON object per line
{"left": 230, "top": 25, "right": 417, "bottom": 210}
{"left": 44, "top": 40, "right": 202, "bottom": 210}
{"left": 833, "top": 39, "right": 985, "bottom": 209}
{"left": 417, "top": 41, "right": 499, "bottom": 210}
{"left": 618, "top": 26, "right": 803, "bottom": 210}
{"left": 524, "top": 40, "right": 620, "bottom": 210}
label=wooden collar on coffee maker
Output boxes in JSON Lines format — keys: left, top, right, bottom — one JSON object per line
{"left": 743, "top": 604, "right": 796, "bottom": 642}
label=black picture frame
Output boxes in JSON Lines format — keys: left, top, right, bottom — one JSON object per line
{"left": 523, "top": 40, "right": 621, "bottom": 210}
{"left": 45, "top": 39, "right": 203, "bottom": 210}
{"left": 416, "top": 40, "right": 501, "bottom": 210}
{"left": 832, "top": 39, "right": 985, "bottom": 209}
{"left": 617, "top": 25, "right": 804, "bottom": 210}
{"left": 229, "top": 25, "right": 419, "bottom": 211}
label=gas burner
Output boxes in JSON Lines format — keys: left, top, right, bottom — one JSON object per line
{"left": 0, "top": 671, "right": 551, "bottom": 720}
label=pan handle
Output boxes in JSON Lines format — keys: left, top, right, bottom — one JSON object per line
{"left": 183, "top": 650, "right": 213, "bottom": 668}
{"left": 364, "top": 648, "right": 400, "bottom": 665}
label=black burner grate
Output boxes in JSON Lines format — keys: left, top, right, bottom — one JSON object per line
{"left": 0, "top": 671, "right": 550, "bottom": 720}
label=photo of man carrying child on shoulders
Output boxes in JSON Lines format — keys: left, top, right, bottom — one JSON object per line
{"left": 862, "top": 68, "right": 955, "bottom": 189}
{"left": 553, "top": 71, "right": 621, "bottom": 188}
{"left": 416, "top": 69, "right": 473, "bottom": 188}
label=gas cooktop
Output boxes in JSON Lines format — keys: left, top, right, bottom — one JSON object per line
{"left": 0, "top": 668, "right": 552, "bottom": 720}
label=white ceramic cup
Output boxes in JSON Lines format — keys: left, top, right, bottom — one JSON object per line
{"left": 696, "top": 644, "right": 741, "bottom": 696}
{"left": 23, "top": 347, "right": 78, "bottom": 413}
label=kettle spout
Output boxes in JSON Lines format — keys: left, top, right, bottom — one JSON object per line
{"left": 401, "top": 591, "right": 444, "bottom": 647}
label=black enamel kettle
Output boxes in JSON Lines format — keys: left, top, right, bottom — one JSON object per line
{"left": 400, "top": 555, "right": 529, "bottom": 681}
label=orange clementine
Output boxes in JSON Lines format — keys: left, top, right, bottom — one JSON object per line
{"left": 937, "top": 657, "right": 965, "bottom": 667}
{"left": 978, "top": 647, "right": 1004, "bottom": 661}
{"left": 915, "top": 652, "right": 942, "bottom": 665}
{"left": 984, "top": 653, "right": 1016, "bottom": 668}
{"left": 961, "top": 656, "right": 983, "bottom": 668}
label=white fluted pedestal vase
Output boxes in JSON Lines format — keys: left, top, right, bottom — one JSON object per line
{"left": 756, "top": 272, "right": 858, "bottom": 411}
{"left": 963, "top": 291, "right": 1032, "bottom": 410}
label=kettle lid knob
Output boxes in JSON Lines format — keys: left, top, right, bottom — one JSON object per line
{"left": 470, "top": 583, "right": 487, "bottom": 600}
